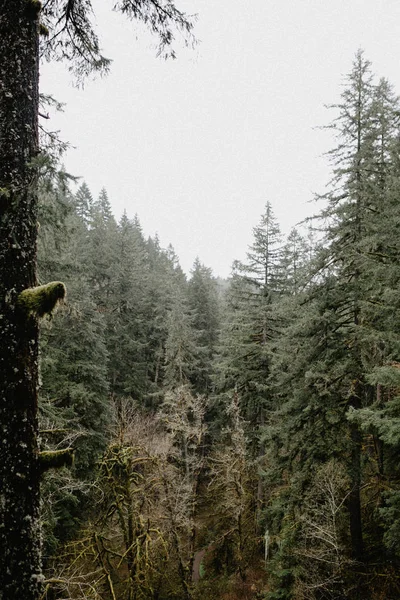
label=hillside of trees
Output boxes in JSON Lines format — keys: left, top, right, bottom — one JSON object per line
{"left": 30, "top": 52, "right": 400, "bottom": 600}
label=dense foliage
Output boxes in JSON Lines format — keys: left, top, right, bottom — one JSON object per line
{"left": 35, "top": 51, "right": 400, "bottom": 599}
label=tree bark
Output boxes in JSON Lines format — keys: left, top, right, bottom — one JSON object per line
{"left": 0, "top": 1, "right": 41, "bottom": 598}
{"left": 348, "top": 380, "right": 364, "bottom": 563}
{"left": 349, "top": 421, "right": 363, "bottom": 561}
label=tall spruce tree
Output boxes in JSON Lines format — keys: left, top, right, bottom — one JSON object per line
{"left": 74, "top": 181, "right": 93, "bottom": 225}
{"left": 317, "top": 50, "right": 384, "bottom": 562}
{"left": 264, "top": 53, "right": 400, "bottom": 600}
{"left": 188, "top": 258, "right": 220, "bottom": 395}
{"left": 216, "top": 203, "right": 283, "bottom": 433}
{"left": 164, "top": 287, "right": 199, "bottom": 390}
{"left": 280, "top": 227, "right": 310, "bottom": 295}
{"left": 106, "top": 212, "right": 150, "bottom": 401}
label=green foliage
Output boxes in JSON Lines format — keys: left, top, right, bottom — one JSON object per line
{"left": 259, "top": 50, "right": 400, "bottom": 598}
{"left": 381, "top": 490, "right": 400, "bottom": 557}
{"left": 34, "top": 50, "right": 400, "bottom": 600}
{"left": 188, "top": 258, "right": 220, "bottom": 395}
{"left": 348, "top": 401, "right": 400, "bottom": 447}
{"left": 0, "top": 186, "right": 11, "bottom": 200}
{"left": 214, "top": 203, "right": 285, "bottom": 444}
{"left": 40, "top": 0, "right": 196, "bottom": 81}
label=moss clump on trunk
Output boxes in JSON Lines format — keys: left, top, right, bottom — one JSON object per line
{"left": 39, "top": 448, "right": 74, "bottom": 473}
{"left": 17, "top": 281, "right": 66, "bottom": 318}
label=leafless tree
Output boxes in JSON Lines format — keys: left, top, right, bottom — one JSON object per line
{"left": 293, "top": 460, "right": 353, "bottom": 600}
{"left": 207, "top": 392, "right": 258, "bottom": 581}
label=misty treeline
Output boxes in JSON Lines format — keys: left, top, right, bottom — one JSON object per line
{"left": 38, "top": 52, "right": 400, "bottom": 599}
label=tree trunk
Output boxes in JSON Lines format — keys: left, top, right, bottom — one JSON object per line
{"left": 348, "top": 380, "right": 364, "bottom": 563}
{"left": 349, "top": 422, "right": 363, "bottom": 561}
{"left": 0, "top": 2, "right": 41, "bottom": 598}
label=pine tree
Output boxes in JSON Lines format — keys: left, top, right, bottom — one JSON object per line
{"left": 107, "top": 212, "right": 150, "bottom": 401}
{"left": 280, "top": 227, "right": 310, "bottom": 295}
{"left": 264, "top": 54, "right": 400, "bottom": 598}
{"left": 74, "top": 181, "right": 93, "bottom": 225}
{"left": 38, "top": 182, "right": 110, "bottom": 547}
{"left": 188, "top": 258, "right": 220, "bottom": 395}
{"left": 316, "top": 50, "right": 392, "bottom": 562}
{"left": 164, "top": 287, "right": 199, "bottom": 390}
{"left": 216, "top": 203, "right": 284, "bottom": 433}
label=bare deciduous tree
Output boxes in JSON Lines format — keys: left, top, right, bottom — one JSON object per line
{"left": 294, "top": 460, "right": 353, "bottom": 600}
{"left": 207, "top": 392, "right": 258, "bottom": 581}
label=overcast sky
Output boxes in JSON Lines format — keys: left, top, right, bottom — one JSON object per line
{"left": 40, "top": 0, "right": 400, "bottom": 278}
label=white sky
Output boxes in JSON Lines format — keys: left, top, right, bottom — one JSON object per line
{"left": 40, "top": 0, "right": 400, "bottom": 278}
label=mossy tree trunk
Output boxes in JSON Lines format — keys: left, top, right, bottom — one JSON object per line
{"left": 0, "top": 2, "right": 41, "bottom": 598}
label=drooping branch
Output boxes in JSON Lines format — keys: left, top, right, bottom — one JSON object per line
{"left": 41, "top": 0, "right": 196, "bottom": 80}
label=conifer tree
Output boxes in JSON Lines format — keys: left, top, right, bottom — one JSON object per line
{"left": 74, "top": 181, "right": 93, "bottom": 225}
{"left": 264, "top": 54, "right": 400, "bottom": 599}
{"left": 38, "top": 182, "right": 110, "bottom": 544}
{"left": 280, "top": 227, "right": 310, "bottom": 295}
{"left": 164, "top": 288, "right": 199, "bottom": 390}
{"left": 316, "top": 50, "right": 390, "bottom": 562}
{"left": 216, "top": 203, "right": 283, "bottom": 433}
{"left": 107, "top": 212, "right": 150, "bottom": 401}
{"left": 188, "top": 258, "right": 220, "bottom": 395}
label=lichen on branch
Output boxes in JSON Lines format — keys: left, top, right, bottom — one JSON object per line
{"left": 17, "top": 281, "right": 66, "bottom": 318}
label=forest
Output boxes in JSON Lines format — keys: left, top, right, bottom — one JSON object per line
{"left": 24, "top": 51, "right": 400, "bottom": 599}
{"left": 1, "top": 3, "right": 400, "bottom": 600}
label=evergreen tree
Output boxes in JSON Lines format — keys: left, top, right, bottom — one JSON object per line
{"left": 87, "top": 187, "right": 117, "bottom": 308}
{"left": 188, "top": 258, "right": 220, "bottom": 395}
{"left": 264, "top": 53, "right": 400, "bottom": 599}
{"left": 164, "top": 287, "right": 199, "bottom": 390}
{"left": 0, "top": 6, "right": 44, "bottom": 596}
{"left": 74, "top": 181, "right": 93, "bottom": 225}
{"left": 139, "top": 236, "right": 190, "bottom": 400}
{"left": 315, "top": 50, "right": 395, "bottom": 562}
{"left": 107, "top": 212, "right": 150, "bottom": 401}
{"left": 280, "top": 227, "right": 310, "bottom": 295}
{"left": 216, "top": 203, "right": 284, "bottom": 433}
{"left": 38, "top": 182, "right": 110, "bottom": 545}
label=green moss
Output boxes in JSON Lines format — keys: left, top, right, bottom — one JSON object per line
{"left": 39, "top": 449, "right": 74, "bottom": 473}
{"left": 17, "top": 281, "right": 66, "bottom": 319}
{"left": 199, "top": 560, "right": 206, "bottom": 579}
{"left": 0, "top": 187, "right": 11, "bottom": 200}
